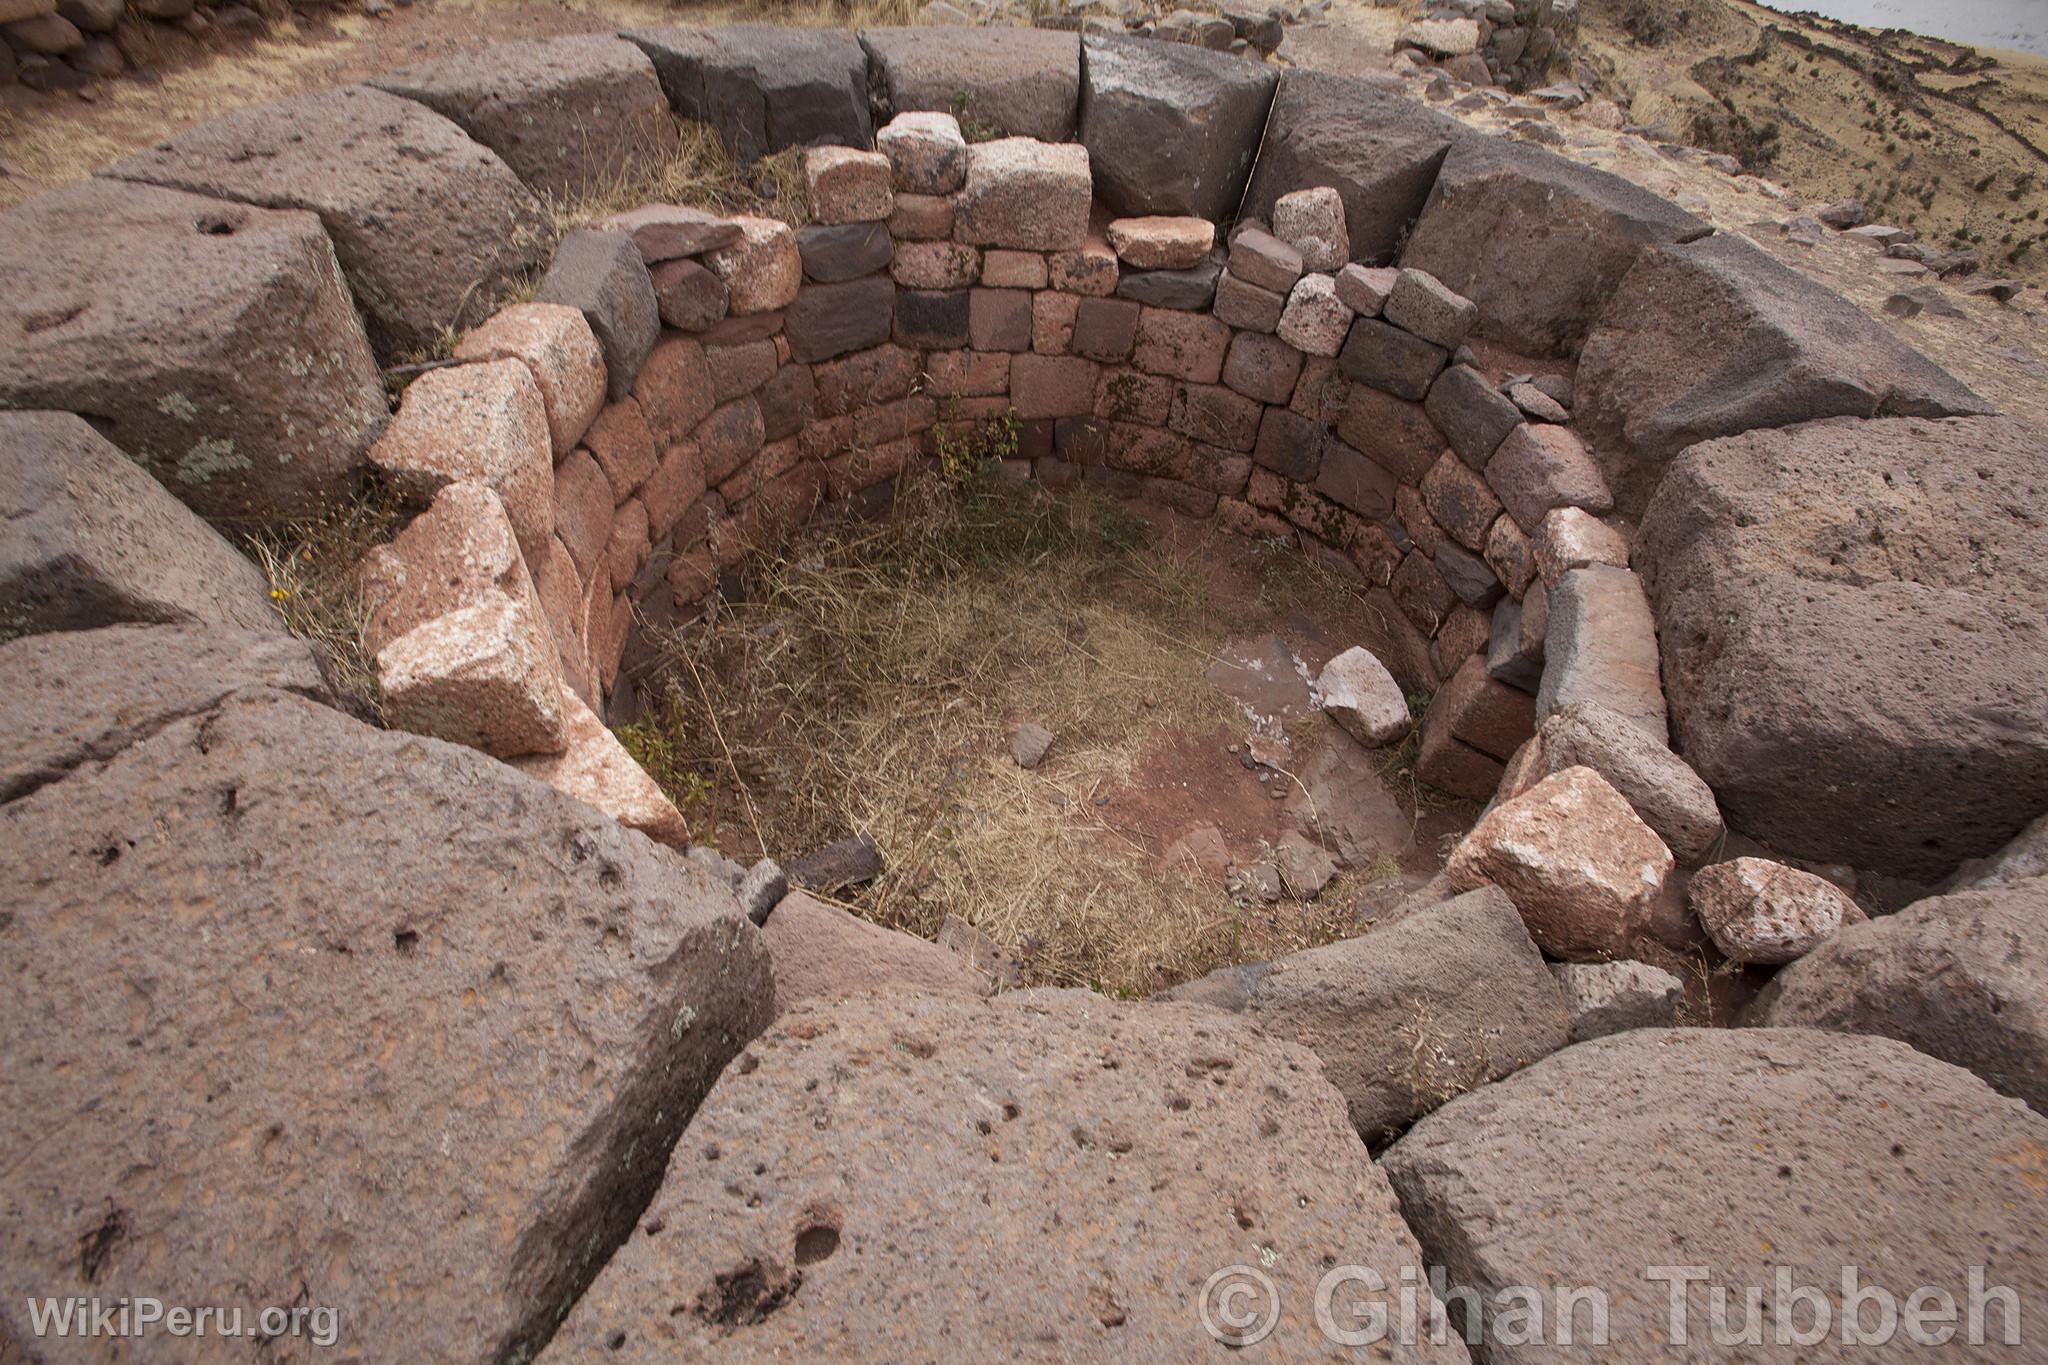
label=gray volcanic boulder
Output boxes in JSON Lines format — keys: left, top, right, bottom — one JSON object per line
{"left": 0, "top": 688, "right": 770, "bottom": 1363}
{"left": 1159, "top": 887, "right": 1568, "bottom": 1145}
{"left": 1383, "top": 1029, "right": 2048, "bottom": 1357}
{"left": 105, "top": 84, "right": 551, "bottom": 358}
{"left": 1238, "top": 70, "right": 1464, "bottom": 267}
{"left": 1577, "top": 232, "right": 1990, "bottom": 509}
{"left": 370, "top": 35, "right": 680, "bottom": 200}
{"left": 623, "top": 25, "right": 871, "bottom": 163}
{"left": 0, "top": 622, "right": 327, "bottom": 802}
{"left": 0, "top": 412, "right": 286, "bottom": 638}
{"left": 1749, "top": 877, "right": 2047, "bottom": 1113}
{"left": 0, "top": 182, "right": 386, "bottom": 520}
{"left": 1401, "top": 135, "right": 1704, "bottom": 358}
{"left": 1636, "top": 415, "right": 2048, "bottom": 880}
{"left": 861, "top": 26, "right": 1081, "bottom": 142}
{"left": 551, "top": 989, "right": 1467, "bottom": 1360}
{"left": 1078, "top": 33, "right": 1277, "bottom": 223}
{"left": 1948, "top": 812, "right": 2048, "bottom": 893}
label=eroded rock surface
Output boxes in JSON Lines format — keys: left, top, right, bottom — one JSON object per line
{"left": 552, "top": 988, "right": 1468, "bottom": 1360}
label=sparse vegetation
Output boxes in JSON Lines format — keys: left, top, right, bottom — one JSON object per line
{"left": 620, "top": 457, "right": 1392, "bottom": 997}
{"left": 240, "top": 484, "right": 408, "bottom": 720}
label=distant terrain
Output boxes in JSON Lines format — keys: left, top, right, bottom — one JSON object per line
{"left": 1579, "top": 0, "right": 2048, "bottom": 283}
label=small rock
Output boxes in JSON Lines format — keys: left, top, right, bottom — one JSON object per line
{"left": 1961, "top": 277, "right": 2022, "bottom": 303}
{"left": 738, "top": 858, "right": 788, "bottom": 926}
{"left": 1105, "top": 215, "right": 1215, "bottom": 271}
{"left": 1271, "top": 185, "right": 1347, "bottom": 273}
{"left": 1446, "top": 765, "right": 1675, "bottom": 960}
{"left": 1383, "top": 268, "right": 1478, "bottom": 350}
{"left": 1688, "top": 856, "right": 1861, "bottom": 964}
{"left": 1333, "top": 262, "right": 1399, "bottom": 317}
{"left": 1275, "top": 272, "right": 1353, "bottom": 357}
{"left": 803, "top": 146, "right": 893, "bottom": 225}
{"left": 1318, "top": 645, "right": 1410, "bottom": 746}
{"left": 1552, "top": 960, "right": 1683, "bottom": 1041}
{"left": 1163, "top": 823, "right": 1232, "bottom": 880}
{"left": 1505, "top": 380, "right": 1568, "bottom": 422}
{"left": 1010, "top": 721, "right": 1055, "bottom": 769}
{"left": 876, "top": 110, "right": 968, "bottom": 195}
{"left": 785, "top": 832, "right": 885, "bottom": 894}
{"left": 1275, "top": 832, "right": 1337, "bottom": 899}
{"left": 1230, "top": 860, "right": 1285, "bottom": 903}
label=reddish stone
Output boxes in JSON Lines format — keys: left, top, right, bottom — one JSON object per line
{"left": 1315, "top": 440, "right": 1398, "bottom": 520}
{"left": 1141, "top": 477, "right": 1219, "bottom": 518}
{"left": 1391, "top": 550, "right": 1456, "bottom": 632}
{"left": 1428, "top": 652, "right": 1536, "bottom": 762}
{"left": 604, "top": 498, "right": 650, "bottom": 592}
{"left": 1335, "top": 386, "right": 1440, "bottom": 485}
{"left": 758, "top": 363, "right": 816, "bottom": 442}
{"left": 638, "top": 443, "right": 706, "bottom": 541}
{"left": 1032, "top": 291, "right": 1079, "bottom": 354}
{"left": 926, "top": 350, "right": 1011, "bottom": 398}
{"left": 1186, "top": 444, "right": 1254, "bottom": 498}
{"left": 1048, "top": 235, "right": 1119, "bottom": 296}
{"left": 706, "top": 339, "right": 778, "bottom": 403}
{"left": 1094, "top": 368, "right": 1174, "bottom": 425}
{"left": 692, "top": 396, "right": 766, "bottom": 487}
{"left": 648, "top": 257, "right": 728, "bottom": 333}
{"left": 1010, "top": 354, "right": 1100, "bottom": 420}
{"left": 1485, "top": 515, "right": 1537, "bottom": 598}
{"left": 813, "top": 344, "right": 920, "bottom": 416}
{"left": 1487, "top": 423, "right": 1613, "bottom": 533}
{"left": 1416, "top": 720, "right": 1506, "bottom": 801}
{"left": 968, "top": 288, "right": 1034, "bottom": 352}
{"left": 1252, "top": 407, "right": 1324, "bottom": 482}
{"left": 1422, "top": 449, "right": 1504, "bottom": 552}
{"left": 1069, "top": 296, "right": 1142, "bottom": 363}
{"left": 889, "top": 193, "right": 954, "bottom": 240}
{"left": 1433, "top": 601, "right": 1491, "bottom": 673}
{"left": 554, "top": 448, "right": 615, "bottom": 582}
{"left": 1222, "top": 331, "right": 1304, "bottom": 405}
{"left": 631, "top": 335, "right": 716, "bottom": 448}
{"left": 854, "top": 396, "right": 937, "bottom": 447}
{"left": 982, "top": 249, "right": 1048, "bottom": 289}
{"left": 1397, "top": 483, "right": 1444, "bottom": 558}
{"left": 580, "top": 397, "right": 657, "bottom": 503}
{"left": 1132, "top": 308, "right": 1231, "bottom": 383}
{"left": 1106, "top": 422, "right": 1195, "bottom": 479}
{"left": 1169, "top": 382, "right": 1261, "bottom": 453}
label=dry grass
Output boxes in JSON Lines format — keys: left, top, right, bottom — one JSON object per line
{"left": 622, "top": 464, "right": 1321, "bottom": 997}
{"left": 544, "top": 116, "right": 813, "bottom": 239}
{"left": 239, "top": 486, "right": 408, "bottom": 721}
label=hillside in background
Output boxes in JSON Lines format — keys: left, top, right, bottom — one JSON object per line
{"left": 1580, "top": 0, "right": 2048, "bottom": 283}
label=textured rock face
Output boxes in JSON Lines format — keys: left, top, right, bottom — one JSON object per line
{"left": 0, "top": 688, "right": 772, "bottom": 1365}
{"left": 1688, "top": 856, "right": 1861, "bottom": 964}
{"left": 1078, "top": 33, "right": 1276, "bottom": 222}
{"left": 509, "top": 682, "right": 690, "bottom": 846}
{"left": 1553, "top": 960, "right": 1682, "bottom": 1041}
{"left": 370, "top": 36, "right": 680, "bottom": 200}
{"left": 623, "top": 25, "right": 871, "bottom": 162}
{"left": 1507, "top": 701, "right": 1723, "bottom": 864}
{"left": 1401, "top": 136, "right": 1704, "bottom": 358}
{"left": 0, "top": 181, "right": 385, "bottom": 520}
{"left": 1239, "top": 71, "right": 1464, "bottom": 266}
{"left": 1319, "top": 645, "right": 1410, "bottom": 746}
{"left": 861, "top": 26, "right": 1080, "bottom": 141}
{"left": 1161, "top": 888, "right": 1568, "bottom": 1145}
{"left": 0, "top": 622, "right": 327, "bottom": 803}
{"left": 952, "top": 138, "right": 1093, "bottom": 251}
{"left": 1750, "top": 876, "right": 2047, "bottom": 1112}
{"left": 552, "top": 989, "right": 1466, "bottom": 1360}
{"left": 1383, "top": 1029, "right": 2048, "bottom": 1358}
{"left": 1577, "top": 233, "right": 1990, "bottom": 508}
{"left": 537, "top": 227, "right": 662, "bottom": 398}
{"left": 106, "top": 85, "right": 551, "bottom": 358}
{"left": 759, "top": 891, "right": 985, "bottom": 1015}
{"left": 453, "top": 301, "right": 608, "bottom": 457}
{"left": 1636, "top": 415, "right": 2048, "bottom": 879}
{"left": 1536, "top": 565, "right": 1667, "bottom": 744}
{"left": 1447, "top": 765, "right": 1674, "bottom": 961}
{"left": 0, "top": 411, "right": 284, "bottom": 639}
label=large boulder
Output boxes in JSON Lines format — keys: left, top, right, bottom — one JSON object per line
{"left": 1401, "top": 135, "right": 1705, "bottom": 358}
{"left": 550, "top": 988, "right": 1468, "bottom": 1359}
{"left": 1238, "top": 71, "right": 1464, "bottom": 267}
{"left": 860, "top": 26, "right": 1080, "bottom": 142}
{"left": 1078, "top": 33, "right": 1276, "bottom": 223}
{"left": 1750, "top": 876, "right": 2047, "bottom": 1113}
{"left": 1382, "top": 1029, "right": 2048, "bottom": 1356}
{"left": 623, "top": 25, "right": 871, "bottom": 163}
{"left": 0, "top": 411, "right": 285, "bottom": 639}
{"left": 1160, "top": 887, "right": 1568, "bottom": 1145}
{"left": 0, "top": 687, "right": 771, "bottom": 1363}
{"left": 1576, "top": 232, "right": 1990, "bottom": 509}
{"left": 105, "top": 85, "right": 552, "bottom": 358}
{"left": 1636, "top": 414, "right": 2048, "bottom": 880}
{"left": 370, "top": 35, "right": 680, "bottom": 200}
{"left": 0, "top": 181, "right": 385, "bottom": 520}
{"left": 0, "top": 622, "right": 327, "bottom": 803}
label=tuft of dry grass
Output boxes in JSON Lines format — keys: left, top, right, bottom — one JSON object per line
{"left": 626, "top": 464, "right": 1315, "bottom": 997}
{"left": 239, "top": 485, "right": 408, "bottom": 721}
{"left": 545, "top": 116, "right": 811, "bottom": 239}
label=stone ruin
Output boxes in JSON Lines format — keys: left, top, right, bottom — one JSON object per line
{"left": 2, "top": 21, "right": 2046, "bottom": 1361}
